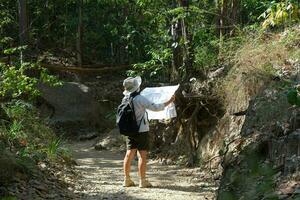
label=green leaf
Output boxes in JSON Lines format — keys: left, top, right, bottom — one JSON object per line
{"left": 3, "top": 46, "right": 27, "bottom": 55}
{"left": 287, "top": 89, "right": 298, "bottom": 105}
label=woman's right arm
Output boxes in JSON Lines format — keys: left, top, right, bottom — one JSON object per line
{"left": 138, "top": 95, "right": 176, "bottom": 112}
{"left": 164, "top": 95, "right": 175, "bottom": 107}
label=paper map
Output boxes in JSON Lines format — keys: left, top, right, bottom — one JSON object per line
{"left": 140, "top": 85, "right": 179, "bottom": 120}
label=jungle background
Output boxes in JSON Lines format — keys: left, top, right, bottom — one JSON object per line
{"left": 1, "top": 0, "right": 300, "bottom": 199}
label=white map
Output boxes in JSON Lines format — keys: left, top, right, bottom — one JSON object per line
{"left": 140, "top": 85, "right": 179, "bottom": 120}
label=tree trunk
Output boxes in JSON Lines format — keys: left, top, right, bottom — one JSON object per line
{"left": 169, "top": 0, "right": 197, "bottom": 82}
{"left": 45, "top": 0, "right": 50, "bottom": 36}
{"left": 179, "top": 0, "right": 195, "bottom": 80}
{"left": 64, "top": 2, "right": 68, "bottom": 48}
{"left": 77, "top": 0, "right": 83, "bottom": 67}
{"left": 230, "top": 0, "right": 239, "bottom": 36}
{"left": 170, "top": 19, "right": 182, "bottom": 82}
{"left": 18, "top": 0, "right": 28, "bottom": 63}
{"left": 170, "top": 1, "right": 185, "bottom": 82}
{"left": 217, "top": 0, "right": 225, "bottom": 51}
{"left": 18, "top": 0, "right": 29, "bottom": 45}
{"left": 217, "top": 0, "right": 239, "bottom": 43}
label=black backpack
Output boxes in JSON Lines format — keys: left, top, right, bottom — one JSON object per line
{"left": 116, "top": 92, "right": 142, "bottom": 137}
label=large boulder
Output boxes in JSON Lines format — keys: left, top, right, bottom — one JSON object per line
{"left": 38, "top": 82, "right": 104, "bottom": 135}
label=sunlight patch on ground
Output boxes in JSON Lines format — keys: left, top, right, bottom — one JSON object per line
{"left": 70, "top": 140, "right": 217, "bottom": 200}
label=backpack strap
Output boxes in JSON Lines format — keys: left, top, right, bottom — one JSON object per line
{"left": 129, "top": 91, "right": 140, "bottom": 115}
{"left": 144, "top": 110, "right": 149, "bottom": 124}
{"left": 137, "top": 114, "right": 144, "bottom": 130}
{"left": 130, "top": 91, "right": 140, "bottom": 98}
{"left": 129, "top": 93, "right": 144, "bottom": 132}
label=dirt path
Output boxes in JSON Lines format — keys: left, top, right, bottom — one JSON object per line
{"left": 68, "top": 139, "right": 217, "bottom": 200}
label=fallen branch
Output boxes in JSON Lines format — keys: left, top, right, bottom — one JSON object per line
{"left": 41, "top": 63, "right": 131, "bottom": 74}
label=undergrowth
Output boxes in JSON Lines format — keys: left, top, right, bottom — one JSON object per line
{"left": 216, "top": 25, "right": 300, "bottom": 200}
{"left": 219, "top": 143, "right": 277, "bottom": 200}
{"left": 0, "top": 100, "right": 71, "bottom": 186}
{"left": 221, "top": 26, "right": 300, "bottom": 109}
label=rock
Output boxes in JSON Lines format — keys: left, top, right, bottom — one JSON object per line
{"left": 38, "top": 162, "right": 47, "bottom": 169}
{"left": 38, "top": 82, "right": 104, "bottom": 135}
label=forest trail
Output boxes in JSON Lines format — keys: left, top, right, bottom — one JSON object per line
{"left": 68, "top": 139, "right": 217, "bottom": 200}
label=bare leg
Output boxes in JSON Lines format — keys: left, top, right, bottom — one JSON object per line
{"left": 137, "top": 150, "right": 147, "bottom": 178}
{"left": 123, "top": 149, "right": 137, "bottom": 177}
{"left": 137, "top": 150, "right": 152, "bottom": 187}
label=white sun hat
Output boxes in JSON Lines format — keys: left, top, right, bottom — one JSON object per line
{"left": 123, "top": 76, "right": 142, "bottom": 95}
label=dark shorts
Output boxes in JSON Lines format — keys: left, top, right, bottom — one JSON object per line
{"left": 126, "top": 132, "right": 149, "bottom": 151}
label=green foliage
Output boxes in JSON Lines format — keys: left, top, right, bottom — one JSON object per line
{"left": 1, "top": 101, "right": 31, "bottom": 146}
{"left": 1, "top": 62, "right": 39, "bottom": 99}
{"left": 130, "top": 47, "right": 172, "bottom": 80}
{"left": 0, "top": 100, "right": 68, "bottom": 162}
{"left": 193, "top": 29, "right": 219, "bottom": 69}
{"left": 240, "top": 0, "right": 271, "bottom": 23}
{"left": 128, "top": 1, "right": 217, "bottom": 78}
{"left": 45, "top": 138, "right": 66, "bottom": 160}
{"left": 219, "top": 191, "right": 237, "bottom": 200}
{"left": 259, "top": 1, "right": 299, "bottom": 29}
{"left": 3, "top": 0, "right": 298, "bottom": 81}
{"left": 3, "top": 46, "right": 27, "bottom": 55}
{"left": 287, "top": 88, "right": 300, "bottom": 106}
{"left": 0, "top": 47, "right": 62, "bottom": 100}
{"left": 45, "top": 140, "right": 71, "bottom": 162}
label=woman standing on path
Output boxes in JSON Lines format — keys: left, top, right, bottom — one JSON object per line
{"left": 122, "top": 76, "right": 175, "bottom": 188}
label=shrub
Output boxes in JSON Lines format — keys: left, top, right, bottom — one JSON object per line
{"left": 259, "top": 1, "right": 300, "bottom": 29}
{"left": 0, "top": 45, "right": 62, "bottom": 101}
{"left": 0, "top": 100, "right": 69, "bottom": 162}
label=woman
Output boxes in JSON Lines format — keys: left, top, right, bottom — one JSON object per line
{"left": 122, "top": 76, "right": 175, "bottom": 188}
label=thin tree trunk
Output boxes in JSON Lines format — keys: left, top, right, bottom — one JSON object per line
{"left": 64, "top": 2, "right": 68, "bottom": 48}
{"left": 230, "top": 0, "right": 239, "bottom": 36}
{"left": 218, "top": 0, "right": 239, "bottom": 42}
{"left": 45, "top": 0, "right": 50, "bottom": 36}
{"left": 18, "top": 0, "right": 28, "bottom": 63}
{"left": 170, "top": 1, "right": 182, "bottom": 82}
{"left": 181, "top": 1, "right": 193, "bottom": 79}
{"left": 110, "top": 42, "right": 114, "bottom": 63}
{"left": 170, "top": 20, "right": 181, "bottom": 82}
{"left": 77, "top": 0, "right": 83, "bottom": 67}
{"left": 179, "top": 0, "right": 195, "bottom": 80}
{"left": 18, "top": 0, "right": 28, "bottom": 45}
{"left": 218, "top": 0, "right": 225, "bottom": 51}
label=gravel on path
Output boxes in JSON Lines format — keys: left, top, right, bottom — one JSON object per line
{"left": 69, "top": 140, "right": 217, "bottom": 200}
